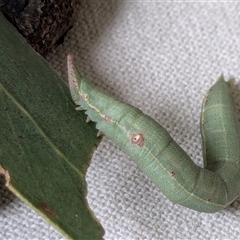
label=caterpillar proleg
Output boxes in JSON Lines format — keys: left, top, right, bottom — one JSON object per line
{"left": 67, "top": 53, "right": 240, "bottom": 213}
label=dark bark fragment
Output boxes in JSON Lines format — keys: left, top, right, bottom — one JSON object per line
{"left": 0, "top": 0, "right": 81, "bottom": 56}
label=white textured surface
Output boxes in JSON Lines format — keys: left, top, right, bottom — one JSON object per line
{"left": 2, "top": 1, "right": 240, "bottom": 239}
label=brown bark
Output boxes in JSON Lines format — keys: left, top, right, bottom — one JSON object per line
{"left": 0, "top": 0, "right": 81, "bottom": 56}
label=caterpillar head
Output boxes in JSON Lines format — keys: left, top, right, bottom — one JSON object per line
{"left": 67, "top": 53, "right": 82, "bottom": 104}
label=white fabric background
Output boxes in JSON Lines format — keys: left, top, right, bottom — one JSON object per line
{"left": 2, "top": 1, "right": 240, "bottom": 239}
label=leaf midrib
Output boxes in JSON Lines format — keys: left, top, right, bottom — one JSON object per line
{"left": 0, "top": 83, "right": 84, "bottom": 177}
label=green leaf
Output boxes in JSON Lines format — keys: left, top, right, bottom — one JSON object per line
{"left": 0, "top": 13, "right": 104, "bottom": 239}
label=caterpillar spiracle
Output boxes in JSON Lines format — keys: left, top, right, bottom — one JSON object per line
{"left": 67, "top": 53, "right": 240, "bottom": 213}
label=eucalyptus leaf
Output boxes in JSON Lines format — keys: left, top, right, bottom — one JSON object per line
{"left": 0, "top": 13, "right": 104, "bottom": 239}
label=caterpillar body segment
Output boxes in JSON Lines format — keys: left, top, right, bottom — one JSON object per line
{"left": 67, "top": 54, "right": 240, "bottom": 213}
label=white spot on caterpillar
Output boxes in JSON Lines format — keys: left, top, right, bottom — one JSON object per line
{"left": 80, "top": 94, "right": 89, "bottom": 101}
{"left": 104, "top": 116, "right": 112, "bottom": 122}
{"left": 130, "top": 133, "right": 144, "bottom": 147}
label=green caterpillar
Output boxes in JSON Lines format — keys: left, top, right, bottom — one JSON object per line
{"left": 67, "top": 53, "right": 240, "bottom": 213}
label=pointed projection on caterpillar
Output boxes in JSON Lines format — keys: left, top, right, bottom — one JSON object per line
{"left": 67, "top": 53, "right": 240, "bottom": 213}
